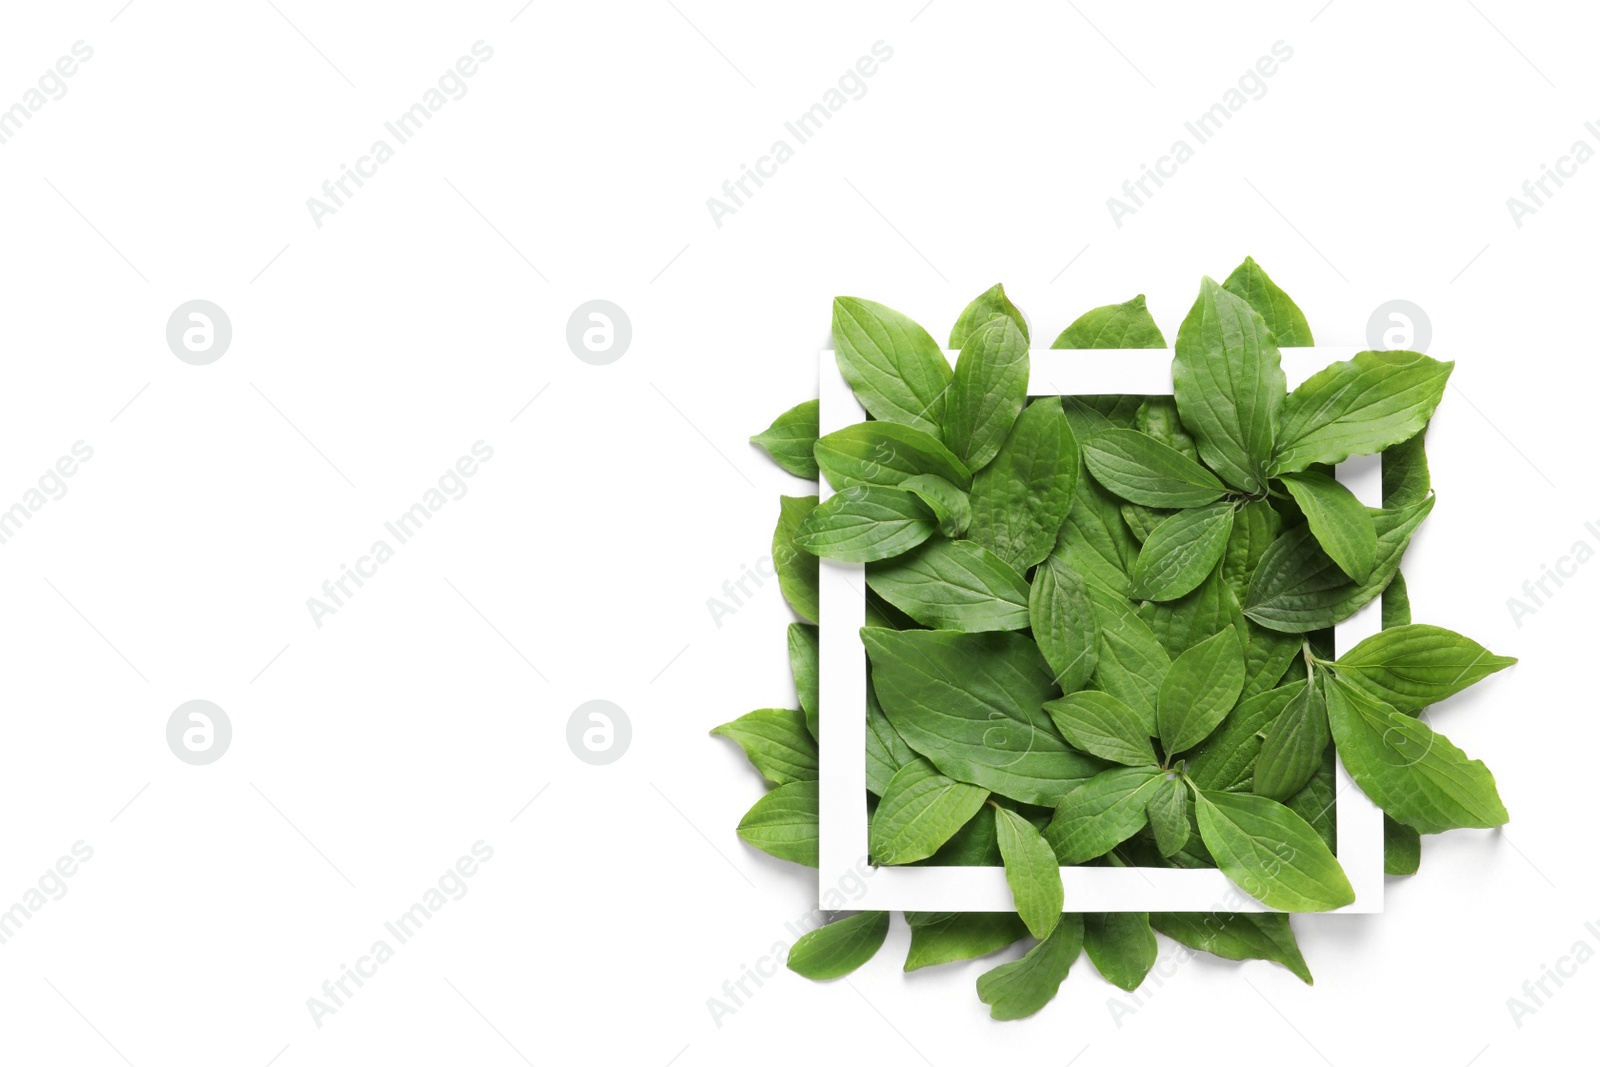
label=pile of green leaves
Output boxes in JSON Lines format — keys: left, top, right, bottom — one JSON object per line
{"left": 716, "top": 259, "right": 1514, "bottom": 1020}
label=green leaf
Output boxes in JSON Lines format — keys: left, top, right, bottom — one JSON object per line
{"left": 951, "top": 282, "right": 1029, "bottom": 348}
{"left": 1242, "top": 622, "right": 1302, "bottom": 702}
{"left": 1189, "top": 681, "right": 1306, "bottom": 792}
{"left": 794, "top": 486, "right": 937, "bottom": 563}
{"left": 751, "top": 399, "right": 820, "bottom": 479}
{"left": 1332, "top": 624, "right": 1516, "bottom": 714}
{"left": 736, "top": 780, "right": 818, "bottom": 867}
{"left": 1086, "top": 582, "right": 1171, "bottom": 721}
{"left": 1195, "top": 789, "right": 1355, "bottom": 911}
{"left": 967, "top": 397, "right": 1080, "bottom": 571}
{"left": 1244, "top": 496, "right": 1434, "bottom": 633}
{"left": 1136, "top": 397, "right": 1199, "bottom": 460}
{"left": 1271, "top": 351, "right": 1453, "bottom": 474}
{"left": 995, "top": 806, "right": 1064, "bottom": 940}
{"left": 943, "top": 317, "right": 1030, "bottom": 471}
{"left": 1223, "top": 500, "right": 1283, "bottom": 604}
{"left": 1149, "top": 911, "right": 1312, "bottom": 984}
{"left": 789, "top": 623, "right": 819, "bottom": 741}
{"left": 1051, "top": 294, "right": 1166, "bottom": 349}
{"left": 976, "top": 914, "right": 1085, "bottom": 1020}
{"left": 1082, "top": 429, "right": 1229, "bottom": 508}
{"left": 1252, "top": 674, "right": 1330, "bottom": 801}
{"left": 814, "top": 421, "right": 972, "bottom": 492}
{"left": 1044, "top": 766, "right": 1163, "bottom": 864}
{"left": 832, "top": 296, "right": 952, "bottom": 437}
{"left": 901, "top": 474, "right": 970, "bottom": 538}
{"left": 866, "top": 539, "right": 1031, "bottom": 632}
{"left": 1120, "top": 503, "right": 1171, "bottom": 544}
{"left": 1173, "top": 278, "right": 1285, "bottom": 493}
{"left": 1059, "top": 475, "right": 1139, "bottom": 596}
{"left": 917, "top": 803, "right": 1001, "bottom": 866}
{"left": 1157, "top": 627, "right": 1246, "bottom": 754}
{"left": 1383, "top": 569, "right": 1412, "bottom": 629}
{"left": 1131, "top": 502, "right": 1236, "bottom": 602}
{"left": 1140, "top": 566, "right": 1245, "bottom": 659}
{"left": 1145, "top": 773, "right": 1190, "bottom": 857}
{"left": 863, "top": 628, "right": 1104, "bottom": 806}
{"left": 1383, "top": 427, "right": 1431, "bottom": 510}
{"left": 711, "top": 708, "right": 818, "bottom": 786}
{"left": 1325, "top": 677, "right": 1508, "bottom": 834}
{"left": 1284, "top": 749, "right": 1337, "bottom": 853}
{"left": 1029, "top": 555, "right": 1099, "bottom": 692}
{"left": 1043, "top": 691, "right": 1157, "bottom": 767}
{"left": 1384, "top": 814, "right": 1421, "bottom": 876}
{"left": 1278, "top": 470, "right": 1378, "bottom": 582}
{"left": 905, "top": 913, "right": 1029, "bottom": 971}
{"left": 1083, "top": 912, "right": 1157, "bottom": 992}
{"left": 870, "top": 758, "right": 991, "bottom": 865}
{"left": 865, "top": 682, "right": 913, "bottom": 795}
{"left": 787, "top": 911, "right": 890, "bottom": 980}
{"left": 1222, "top": 256, "right": 1314, "bottom": 347}
{"left": 773, "top": 495, "right": 820, "bottom": 622}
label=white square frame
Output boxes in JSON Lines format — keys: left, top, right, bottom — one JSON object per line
{"left": 817, "top": 346, "right": 1385, "bottom": 914}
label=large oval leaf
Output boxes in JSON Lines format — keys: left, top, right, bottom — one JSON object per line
{"left": 994, "top": 806, "right": 1063, "bottom": 940}
{"left": 942, "top": 317, "right": 1029, "bottom": 471}
{"left": 966, "top": 397, "right": 1080, "bottom": 571}
{"left": 867, "top": 539, "right": 1031, "bottom": 632}
{"left": 1195, "top": 789, "right": 1354, "bottom": 911}
{"left": 1131, "top": 502, "right": 1236, "bottom": 602}
{"left": 787, "top": 911, "right": 890, "bottom": 980}
{"left": 1082, "top": 428, "right": 1228, "bottom": 508}
{"left": 832, "top": 296, "right": 952, "bottom": 437}
{"left": 794, "top": 486, "right": 936, "bottom": 563}
{"left": 870, "top": 758, "right": 990, "bottom": 865}
{"left": 814, "top": 422, "right": 972, "bottom": 492}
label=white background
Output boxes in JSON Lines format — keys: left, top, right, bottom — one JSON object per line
{"left": 0, "top": 2, "right": 1592, "bottom": 1065}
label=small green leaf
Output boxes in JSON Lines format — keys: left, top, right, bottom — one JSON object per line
{"left": 1082, "top": 429, "right": 1229, "bottom": 508}
{"left": 1051, "top": 295, "right": 1166, "bottom": 349}
{"left": 1149, "top": 911, "right": 1312, "bottom": 984}
{"left": 789, "top": 623, "right": 819, "bottom": 740}
{"left": 1086, "top": 581, "right": 1171, "bottom": 721}
{"left": 1043, "top": 691, "right": 1157, "bottom": 766}
{"left": 865, "top": 683, "right": 913, "bottom": 795}
{"left": 967, "top": 397, "right": 1080, "bottom": 571}
{"left": 711, "top": 708, "right": 818, "bottom": 785}
{"left": 1278, "top": 470, "right": 1378, "bottom": 582}
{"left": 994, "top": 806, "right": 1064, "bottom": 940}
{"left": 1223, "top": 499, "right": 1283, "bottom": 604}
{"left": 1131, "top": 502, "right": 1236, "bottom": 602}
{"left": 751, "top": 399, "right": 820, "bottom": 479}
{"left": 1044, "top": 766, "right": 1164, "bottom": 864}
{"left": 1135, "top": 397, "right": 1199, "bottom": 460}
{"left": 900, "top": 474, "right": 970, "bottom": 538}
{"left": 1332, "top": 624, "right": 1516, "bottom": 713}
{"left": 1120, "top": 503, "right": 1171, "bottom": 544}
{"left": 943, "top": 317, "right": 1030, "bottom": 471}
{"left": 1383, "top": 569, "right": 1413, "bottom": 629}
{"left": 950, "top": 282, "right": 1028, "bottom": 348}
{"left": 866, "top": 539, "right": 1031, "bottom": 632}
{"left": 814, "top": 422, "right": 972, "bottom": 492}
{"left": 1145, "top": 773, "right": 1190, "bottom": 857}
{"left": 793, "top": 486, "right": 936, "bottom": 563}
{"left": 1271, "top": 350, "right": 1453, "bottom": 474}
{"left": 1384, "top": 814, "right": 1422, "bottom": 876}
{"left": 1083, "top": 912, "right": 1157, "bottom": 992}
{"left": 976, "top": 915, "right": 1085, "bottom": 1020}
{"left": 863, "top": 628, "right": 1104, "bottom": 806}
{"left": 905, "top": 913, "right": 1029, "bottom": 971}
{"left": 773, "top": 495, "right": 819, "bottom": 623}
{"left": 1188, "top": 681, "right": 1306, "bottom": 792}
{"left": 1383, "top": 427, "right": 1431, "bottom": 510}
{"left": 1253, "top": 673, "right": 1331, "bottom": 801}
{"left": 870, "top": 758, "right": 991, "bottom": 865}
{"left": 1244, "top": 496, "right": 1434, "bottom": 633}
{"left": 1157, "top": 627, "right": 1246, "bottom": 755}
{"left": 787, "top": 911, "right": 890, "bottom": 980}
{"left": 736, "top": 780, "right": 818, "bottom": 867}
{"left": 1141, "top": 565, "right": 1245, "bottom": 660}
{"left": 1029, "top": 554, "right": 1099, "bottom": 693}
{"left": 1195, "top": 789, "right": 1355, "bottom": 911}
{"left": 832, "top": 296, "right": 952, "bottom": 437}
{"left": 1222, "top": 256, "right": 1314, "bottom": 347}
{"left": 1325, "top": 677, "right": 1508, "bottom": 834}
{"left": 1172, "top": 278, "right": 1285, "bottom": 493}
